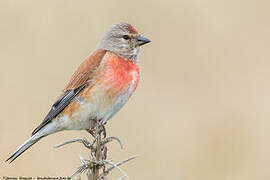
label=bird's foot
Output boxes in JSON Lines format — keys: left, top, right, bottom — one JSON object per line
{"left": 88, "top": 120, "right": 107, "bottom": 138}
{"left": 88, "top": 127, "right": 96, "bottom": 138}
{"left": 98, "top": 120, "right": 107, "bottom": 138}
{"left": 99, "top": 123, "right": 106, "bottom": 138}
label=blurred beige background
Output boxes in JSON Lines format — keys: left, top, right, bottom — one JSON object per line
{"left": 1, "top": 0, "right": 270, "bottom": 179}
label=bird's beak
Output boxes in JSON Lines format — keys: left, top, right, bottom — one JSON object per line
{"left": 136, "top": 35, "right": 151, "bottom": 46}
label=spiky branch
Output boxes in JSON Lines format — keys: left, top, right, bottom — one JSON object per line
{"left": 54, "top": 124, "right": 137, "bottom": 180}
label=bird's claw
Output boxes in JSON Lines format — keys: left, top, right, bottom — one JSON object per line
{"left": 88, "top": 127, "right": 96, "bottom": 137}
{"left": 99, "top": 123, "right": 106, "bottom": 138}
{"left": 88, "top": 119, "right": 106, "bottom": 138}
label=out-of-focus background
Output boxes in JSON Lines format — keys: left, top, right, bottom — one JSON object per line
{"left": 1, "top": 0, "right": 270, "bottom": 179}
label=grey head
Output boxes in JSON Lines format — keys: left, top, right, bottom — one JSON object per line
{"left": 97, "top": 22, "right": 150, "bottom": 63}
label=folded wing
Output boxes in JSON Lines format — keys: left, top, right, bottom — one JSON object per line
{"left": 32, "top": 49, "right": 107, "bottom": 135}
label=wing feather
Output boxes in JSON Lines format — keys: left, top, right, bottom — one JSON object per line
{"left": 32, "top": 49, "right": 106, "bottom": 135}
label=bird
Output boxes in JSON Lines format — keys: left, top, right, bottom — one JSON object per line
{"left": 6, "top": 22, "right": 150, "bottom": 163}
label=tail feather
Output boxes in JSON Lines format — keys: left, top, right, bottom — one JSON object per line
{"left": 7, "top": 119, "right": 61, "bottom": 163}
{"left": 6, "top": 135, "right": 41, "bottom": 163}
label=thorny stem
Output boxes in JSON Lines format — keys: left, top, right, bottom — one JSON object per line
{"left": 55, "top": 124, "right": 137, "bottom": 180}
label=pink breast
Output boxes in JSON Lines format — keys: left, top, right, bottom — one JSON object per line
{"left": 103, "top": 55, "right": 140, "bottom": 94}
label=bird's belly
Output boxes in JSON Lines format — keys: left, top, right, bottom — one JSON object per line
{"left": 102, "top": 84, "right": 135, "bottom": 123}
{"left": 61, "top": 83, "right": 135, "bottom": 131}
{"left": 87, "top": 83, "right": 136, "bottom": 123}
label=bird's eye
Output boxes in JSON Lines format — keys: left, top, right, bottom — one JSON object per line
{"left": 122, "top": 35, "right": 130, "bottom": 40}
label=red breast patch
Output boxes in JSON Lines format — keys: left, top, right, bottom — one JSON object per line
{"left": 103, "top": 54, "right": 139, "bottom": 93}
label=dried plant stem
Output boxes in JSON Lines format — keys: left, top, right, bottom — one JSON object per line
{"left": 91, "top": 125, "right": 102, "bottom": 180}
{"left": 55, "top": 124, "right": 137, "bottom": 179}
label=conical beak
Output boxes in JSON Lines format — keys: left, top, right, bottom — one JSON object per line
{"left": 136, "top": 35, "right": 151, "bottom": 46}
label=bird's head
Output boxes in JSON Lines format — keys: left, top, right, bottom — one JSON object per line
{"left": 97, "top": 22, "right": 150, "bottom": 63}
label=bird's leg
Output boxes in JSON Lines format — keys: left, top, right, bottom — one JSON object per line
{"left": 100, "top": 124, "right": 106, "bottom": 138}
{"left": 98, "top": 120, "right": 107, "bottom": 138}
{"left": 88, "top": 127, "right": 96, "bottom": 137}
{"left": 88, "top": 119, "right": 106, "bottom": 138}
{"left": 88, "top": 119, "right": 99, "bottom": 137}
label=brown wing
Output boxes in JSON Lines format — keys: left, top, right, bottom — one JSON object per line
{"left": 63, "top": 49, "right": 107, "bottom": 92}
{"left": 32, "top": 49, "right": 107, "bottom": 135}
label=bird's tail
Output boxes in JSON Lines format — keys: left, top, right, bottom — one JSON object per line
{"left": 6, "top": 134, "right": 42, "bottom": 163}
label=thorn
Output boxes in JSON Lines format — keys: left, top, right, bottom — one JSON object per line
{"left": 104, "top": 155, "right": 139, "bottom": 174}
{"left": 103, "top": 160, "right": 129, "bottom": 180}
{"left": 101, "top": 136, "right": 124, "bottom": 150}
{"left": 54, "top": 138, "right": 94, "bottom": 150}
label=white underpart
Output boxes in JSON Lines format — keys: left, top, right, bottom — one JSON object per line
{"left": 133, "top": 47, "right": 141, "bottom": 64}
{"left": 103, "top": 79, "right": 136, "bottom": 124}
{"left": 34, "top": 116, "right": 70, "bottom": 137}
